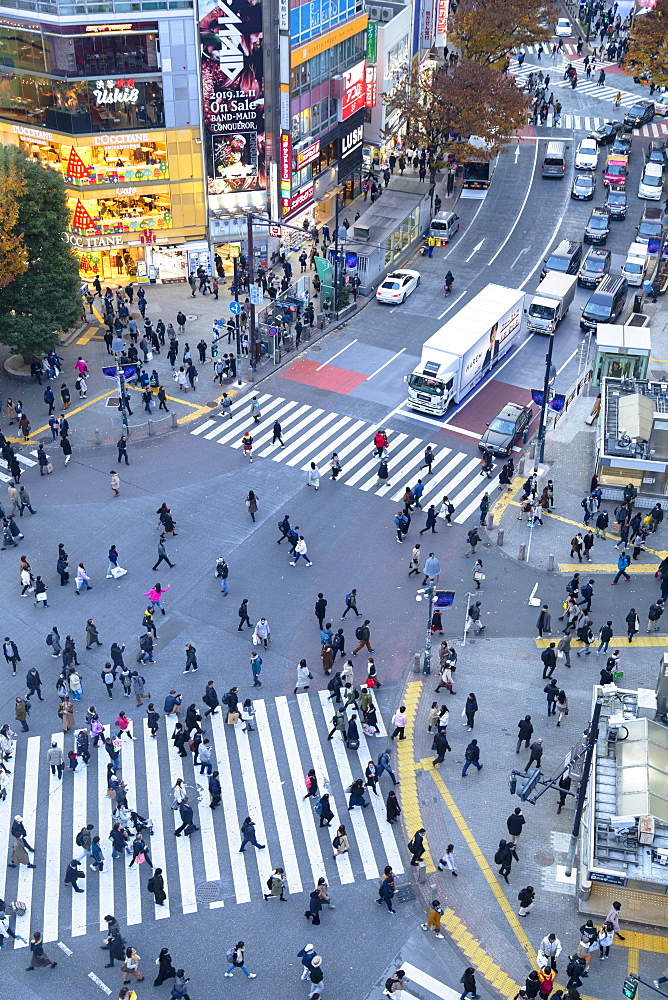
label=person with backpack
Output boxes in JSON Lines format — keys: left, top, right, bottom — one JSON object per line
{"left": 303, "top": 768, "right": 318, "bottom": 800}
{"left": 342, "top": 589, "right": 361, "bottom": 618}
{"left": 352, "top": 620, "right": 373, "bottom": 654}
{"left": 101, "top": 664, "right": 116, "bottom": 699}
{"left": 611, "top": 550, "right": 631, "bottom": 585}
{"left": 460, "top": 967, "right": 479, "bottom": 1000}
{"left": 263, "top": 867, "right": 287, "bottom": 901}
{"left": 518, "top": 885, "right": 535, "bottom": 917}
{"left": 462, "top": 739, "right": 482, "bottom": 777}
{"left": 224, "top": 942, "right": 256, "bottom": 978}
{"left": 465, "top": 527, "right": 480, "bottom": 557}
{"left": 494, "top": 839, "right": 517, "bottom": 884}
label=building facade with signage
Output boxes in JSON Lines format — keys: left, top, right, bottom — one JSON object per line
{"left": 362, "top": 3, "right": 411, "bottom": 161}
{"left": 0, "top": 12, "right": 207, "bottom": 282}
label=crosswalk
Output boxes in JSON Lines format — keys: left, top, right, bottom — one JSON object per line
{"left": 0, "top": 450, "right": 37, "bottom": 484}
{"left": 191, "top": 392, "right": 496, "bottom": 524}
{"left": 0, "top": 690, "right": 403, "bottom": 941}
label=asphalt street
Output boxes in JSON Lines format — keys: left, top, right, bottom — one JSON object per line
{"left": 0, "top": 36, "right": 666, "bottom": 1000}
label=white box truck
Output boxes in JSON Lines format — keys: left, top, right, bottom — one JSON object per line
{"left": 525, "top": 272, "right": 577, "bottom": 334}
{"left": 407, "top": 284, "right": 525, "bottom": 417}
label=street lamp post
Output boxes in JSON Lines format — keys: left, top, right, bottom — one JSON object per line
{"left": 416, "top": 582, "right": 435, "bottom": 675}
{"left": 232, "top": 256, "right": 242, "bottom": 385}
{"left": 535, "top": 331, "right": 556, "bottom": 469}
{"left": 246, "top": 210, "right": 257, "bottom": 379}
{"left": 111, "top": 336, "right": 129, "bottom": 434}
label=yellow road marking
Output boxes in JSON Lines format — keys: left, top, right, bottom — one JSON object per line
{"left": 628, "top": 948, "right": 639, "bottom": 976}
{"left": 24, "top": 390, "right": 115, "bottom": 441}
{"left": 76, "top": 327, "right": 99, "bottom": 345}
{"left": 535, "top": 635, "right": 666, "bottom": 648}
{"left": 489, "top": 476, "right": 525, "bottom": 524}
{"left": 619, "top": 932, "right": 668, "bottom": 955}
{"left": 396, "top": 680, "right": 435, "bottom": 872}
{"left": 558, "top": 563, "right": 658, "bottom": 574}
{"left": 428, "top": 766, "right": 535, "bottom": 963}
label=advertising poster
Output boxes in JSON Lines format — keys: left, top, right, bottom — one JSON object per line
{"left": 199, "top": 0, "right": 266, "bottom": 212}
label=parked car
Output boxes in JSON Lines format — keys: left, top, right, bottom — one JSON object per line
{"left": 376, "top": 269, "right": 421, "bottom": 304}
{"left": 478, "top": 402, "right": 531, "bottom": 457}
{"left": 638, "top": 161, "right": 664, "bottom": 200}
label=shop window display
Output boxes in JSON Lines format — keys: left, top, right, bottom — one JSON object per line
{"left": 19, "top": 135, "right": 168, "bottom": 185}
{"left": 67, "top": 187, "right": 172, "bottom": 235}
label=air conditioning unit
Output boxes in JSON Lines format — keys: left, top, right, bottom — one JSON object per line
{"left": 354, "top": 224, "right": 370, "bottom": 241}
{"left": 367, "top": 5, "right": 381, "bottom": 19}
{"left": 380, "top": 7, "right": 392, "bottom": 19}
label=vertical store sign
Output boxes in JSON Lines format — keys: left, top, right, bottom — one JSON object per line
{"left": 199, "top": 0, "right": 266, "bottom": 213}
{"left": 366, "top": 20, "right": 378, "bottom": 62}
{"left": 341, "top": 61, "right": 366, "bottom": 120}
{"left": 421, "top": 0, "right": 434, "bottom": 50}
{"left": 365, "top": 64, "right": 377, "bottom": 107}
{"left": 434, "top": 0, "right": 448, "bottom": 44}
{"left": 280, "top": 133, "right": 292, "bottom": 215}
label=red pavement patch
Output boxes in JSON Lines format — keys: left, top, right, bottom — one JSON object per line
{"left": 514, "top": 124, "right": 536, "bottom": 139}
{"left": 449, "top": 381, "right": 535, "bottom": 435}
{"left": 277, "top": 358, "right": 367, "bottom": 394}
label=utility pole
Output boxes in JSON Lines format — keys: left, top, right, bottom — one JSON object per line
{"left": 233, "top": 255, "right": 242, "bottom": 385}
{"left": 247, "top": 211, "right": 257, "bottom": 378}
{"left": 535, "top": 331, "right": 556, "bottom": 470}
{"left": 333, "top": 192, "right": 340, "bottom": 320}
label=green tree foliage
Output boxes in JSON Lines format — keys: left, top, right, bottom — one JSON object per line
{"left": 0, "top": 156, "right": 28, "bottom": 290}
{"left": 0, "top": 146, "right": 81, "bottom": 358}
{"left": 626, "top": 0, "right": 668, "bottom": 88}
{"left": 451, "top": 0, "right": 559, "bottom": 66}
{"left": 386, "top": 59, "right": 529, "bottom": 167}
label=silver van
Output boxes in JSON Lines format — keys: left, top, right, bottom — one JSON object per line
{"left": 429, "top": 211, "right": 460, "bottom": 244}
{"left": 542, "top": 141, "right": 568, "bottom": 178}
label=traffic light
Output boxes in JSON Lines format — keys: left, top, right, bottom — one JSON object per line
{"left": 518, "top": 768, "right": 541, "bottom": 801}
{"left": 622, "top": 977, "right": 638, "bottom": 1000}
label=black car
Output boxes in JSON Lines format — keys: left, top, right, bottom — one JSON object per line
{"left": 578, "top": 247, "right": 612, "bottom": 288}
{"left": 647, "top": 141, "right": 668, "bottom": 167}
{"left": 588, "top": 120, "right": 624, "bottom": 146}
{"left": 605, "top": 186, "right": 627, "bottom": 219}
{"left": 571, "top": 172, "right": 596, "bottom": 200}
{"left": 624, "top": 100, "right": 655, "bottom": 130}
{"left": 612, "top": 134, "right": 633, "bottom": 156}
{"left": 478, "top": 402, "right": 531, "bottom": 457}
{"left": 584, "top": 207, "right": 611, "bottom": 244}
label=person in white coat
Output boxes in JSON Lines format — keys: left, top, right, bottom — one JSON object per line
{"left": 307, "top": 463, "right": 320, "bottom": 490}
{"left": 538, "top": 933, "right": 562, "bottom": 973}
{"left": 253, "top": 618, "right": 270, "bottom": 648}
{"left": 291, "top": 536, "right": 312, "bottom": 566}
{"left": 295, "top": 660, "right": 312, "bottom": 694}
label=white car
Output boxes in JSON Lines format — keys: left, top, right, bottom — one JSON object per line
{"left": 555, "top": 17, "right": 571, "bottom": 35}
{"left": 638, "top": 161, "right": 664, "bottom": 200}
{"left": 376, "top": 269, "right": 421, "bottom": 304}
{"left": 654, "top": 100, "right": 668, "bottom": 117}
{"left": 575, "top": 138, "right": 600, "bottom": 170}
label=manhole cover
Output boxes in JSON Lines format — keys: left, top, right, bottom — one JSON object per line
{"left": 309, "top": 344, "right": 322, "bottom": 351}
{"left": 195, "top": 880, "right": 221, "bottom": 902}
{"left": 186, "top": 314, "right": 198, "bottom": 321}
{"left": 206, "top": 400, "right": 219, "bottom": 407}
{"left": 395, "top": 884, "right": 416, "bottom": 903}
{"left": 534, "top": 850, "right": 555, "bottom": 867}
{"left": 106, "top": 397, "right": 120, "bottom": 407}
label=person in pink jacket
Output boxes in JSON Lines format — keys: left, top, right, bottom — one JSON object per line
{"left": 142, "top": 583, "right": 170, "bottom": 615}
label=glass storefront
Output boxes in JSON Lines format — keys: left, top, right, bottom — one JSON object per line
{"left": 18, "top": 134, "right": 167, "bottom": 184}
{"left": 67, "top": 186, "right": 172, "bottom": 235}
{"left": 384, "top": 206, "right": 419, "bottom": 265}
{"left": 0, "top": 72, "right": 164, "bottom": 131}
{"left": 0, "top": 21, "right": 159, "bottom": 78}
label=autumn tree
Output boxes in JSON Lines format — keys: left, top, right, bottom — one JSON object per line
{"left": 451, "top": 0, "right": 559, "bottom": 66}
{"left": 0, "top": 146, "right": 81, "bottom": 359}
{"left": 385, "top": 60, "right": 529, "bottom": 167}
{"left": 0, "top": 156, "right": 29, "bottom": 290}
{"left": 626, "top": 0, "right": 668, "bottom": 88}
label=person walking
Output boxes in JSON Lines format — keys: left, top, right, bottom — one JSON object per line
{"left": 460, "top": 967, "right": 479, "bottom": 1000}
{"left": 525, "top": 737, "right": 543, "bottom": 772}
{"left": 291, "top": 535, "right": 312, "bottom": 566}
{"left": 2, "top": 637, "right": 20, "bottom": 676}
{"left": 174, "top": 797, "right": 198, "bottom": 837}
{"left": 154, "top": 949, "right": 176, "bottom": 988}
{"left": 606, "top": 900, "right": 626, "bottom": 941}
{"left": 507, "top": 807, "right": 526, "bottom": 844}
{"left": 408, "top": 828, "right": 426, "bottom": 866}
{"left": 152, "top": 535, "right": 174, "bottom": 571}
{"left": 224, "top": 942, "right": 257, "bottom": 979}
{"left": 541, "top": 644, "right": 556, "bottom": 679}
{"left": 626, "top": 607, "right": 640, "bottom": 642}
{"left": 147, "top": 868, "right": 166, "bottom": 906}
{"left": 537, "top": 605, "right": 551, "bottom": 638}
{"left": 517, "top": 716, "right": 533, "bottom": 753}
{"left": 117, "top": 436, "right": 129, "bottom": 466}
{"left": 518, "top": 885, "right": 535, "bottom": 918}
{"left": 390, "top": 705, "right": 407, "bottom": 740}
{"left": 495, "top": 839, "right": 517, "bottom": 884}
{"left": 239, "top": 816, "right": 265, "bottom": 852}
{"left": 462, "top": 739, "right": 482, "bottom": 777}
{"left": 464, "top": 692, "right": 478, "bottom": 730}
{"left": 544, "top": 678, "right": 559, "bottom": 716}
{"left": 47, "top": 741, "right": 64, "bottom": 778}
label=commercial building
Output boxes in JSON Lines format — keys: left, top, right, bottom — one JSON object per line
{"left": 0, "top": 11, "right": 207, "bottom": 282}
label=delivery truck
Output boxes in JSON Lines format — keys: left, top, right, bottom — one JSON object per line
{"left": 407, "top": 284, "right": 525, "bottom": 417}
{"left": 525, "top": 272, "right": 577, "bottom": 334}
